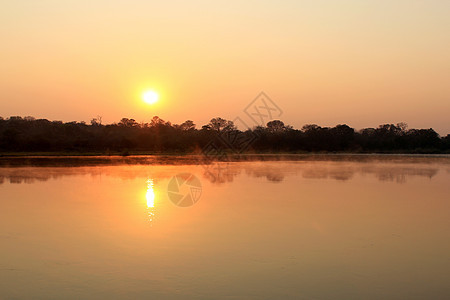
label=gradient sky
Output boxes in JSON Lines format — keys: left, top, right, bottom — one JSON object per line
{"left": 1, "top": 0, "right": 449, "bottom": 134}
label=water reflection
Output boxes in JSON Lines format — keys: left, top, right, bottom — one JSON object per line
{"left": 146, "top": 179, "right": 155, "bottom": 208}
{"left": 146, "top": 179, "right": 156, "bottom": 224}
{"left": 203, "top": 163, "right": 241, "bottom": 184}
{"left": 0, "top": 156, "right": 447, "bottom": 185}
{"left": 0, "top": 162, "right": 439, "bottom": 184}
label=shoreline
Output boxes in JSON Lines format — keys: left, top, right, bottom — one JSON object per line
{"left": 1, "top": 151, "right": 449, "bottom": 157}
{"left": 0, "top": 153, "right": 449, "bottom": 168}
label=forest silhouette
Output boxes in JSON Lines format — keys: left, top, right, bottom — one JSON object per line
{"left": 0, "top": 116, "right": 448, "bottom": 154}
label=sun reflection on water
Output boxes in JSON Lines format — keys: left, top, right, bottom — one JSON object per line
{"left": 146, "top": 179, "right": 155, "bottom": 208}
{"left": 146, "top": 179, "right": 156, "bottom": 224}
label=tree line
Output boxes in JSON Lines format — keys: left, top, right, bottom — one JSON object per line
{"left": 0, "top": 116, "right": 448, "bottom": 154}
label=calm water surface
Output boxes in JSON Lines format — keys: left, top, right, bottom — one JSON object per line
{"left": 0, "top": 156, "right": 449, "bottom": 299}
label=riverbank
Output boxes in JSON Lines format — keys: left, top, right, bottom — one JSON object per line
{"left": 0, "top": 153, "right": 449, "bottom": 167}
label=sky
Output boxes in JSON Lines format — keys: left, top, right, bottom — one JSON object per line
{"left": 1, "top": 0, "right": 449, "bottom": 134}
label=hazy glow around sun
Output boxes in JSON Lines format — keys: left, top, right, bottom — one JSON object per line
{"left": 143, "top": 90, "right": 159, "bottom": 104}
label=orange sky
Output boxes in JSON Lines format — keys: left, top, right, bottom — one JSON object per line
{"left": 0, "top": 0, "right": 449, "bottom": 134}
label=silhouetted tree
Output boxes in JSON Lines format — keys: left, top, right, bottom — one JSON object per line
{"left": 0, "top": 116, "right": 447, "bottom": 154}
{"left": 267, "top": 120, "right": 286, "bottom": 133}
{"left": 118, "top": 118, "right": 138, "bottom": 127}
{"left": 178, "top": 120, "right": 196, "bottom": 131}
{"left": 204, "top": 117, "right": 236, "bottom": 133}
{"left": 90, "top": 116, "right": 102, "bottom": 126}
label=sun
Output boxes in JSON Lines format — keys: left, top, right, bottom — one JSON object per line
{"left": 143, "top": 90, "right": 159, "bottom": 104}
